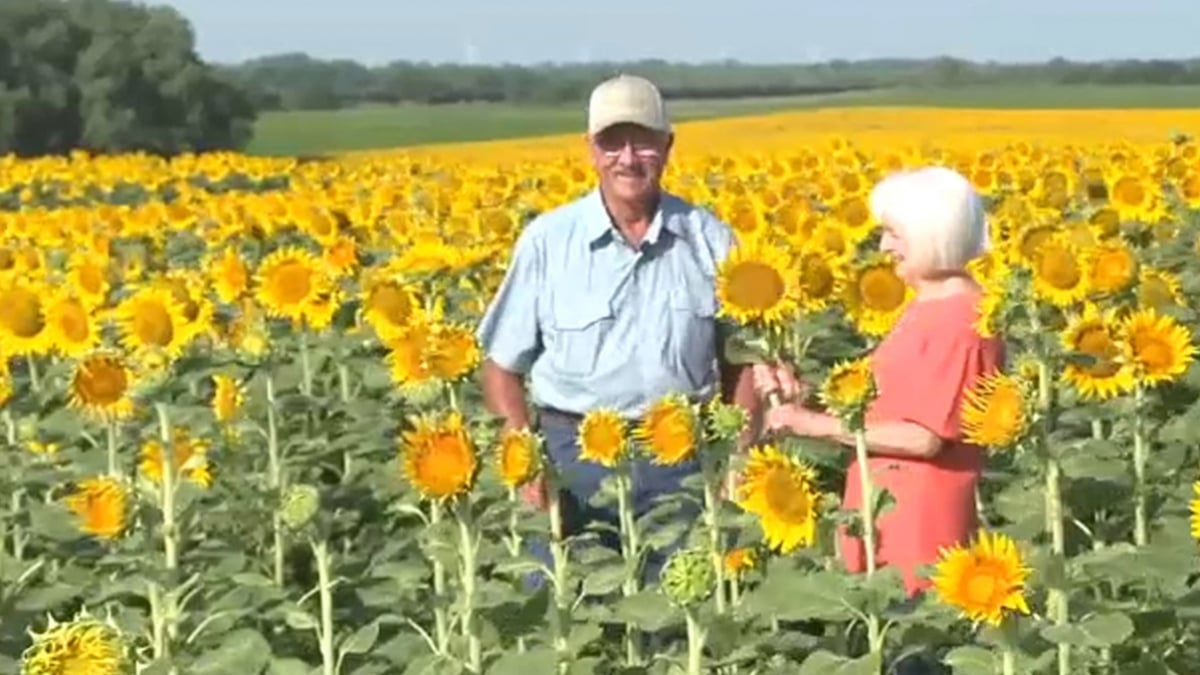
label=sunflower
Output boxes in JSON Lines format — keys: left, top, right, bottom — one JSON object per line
{"left": 961, "top": 372, "right": 1031, "bottom": 449}
{"left": 426, "top": 323, "right": 482, "bottom": 382}
{"left": 211, "top": 374, "right": 243, "bottom": 424}
{"left": 496, "top": 427, "right": 541, "bottom": 489}
{"left": 254, "top": 246, "right": 332, "bottom": 326}
{"left": 400, "top": 412, "right": 478, "bottom": 501}
{"left": 1029, "top": 236, "right": 1090, "bottom": 308}
{"left": 736, "top": 444, "right": 820, "bottom": 554}
{"left": 114, "top": 286, "right": 190, "bottom": 359}
{"left": 842, "top": 253, "right": 911, "bottom": 337}
{"left": 44, "top": 293, "right": 100, "bottom": 358}
{"left": 820, "top": 357, "right": 876, "bottom": 418}
{"left": 633, "top": 393, "right": 698, "bottom": 466}
{"left": 723, "top": 547, "right": 757, "bottom": 578}
{"left": 1137, "top": 268, "right": 1184, "bottom": 310}
{"left": 68, "top": 353, "right": 136, "bottom": 421}
{"left": 932, "top": 530, "right": 1031, "bottom": 627}
{"left": 793, "top": 249, "right": 842, "bottom": 312}
{"left": 20, "top": 613, "right": 133, "bottom": 675}
{"left": 208, "top": 246, "right": 249, "bottom": 305}
{"left": 63, "top": 477, "right": 129, "bottom": 540}
{"left": 0, "top": 278, "right": 53, "bottom": 356}
{"left": 1119, "top": 308, "right": 1197, "bottom": 388}
{"left": 65, "top": 252, "right": 111, "bottom": 308}
{"left": 139, "top": 427, "right": 212, "bottom": 488}
{"left": 385, "top": 322, "right": 434, "bottom": 386}
{"left": 1190, "top": 480, "right": 1200, "bottom": 541}
{"left": 1060, "top": 306, "right": 1134, "bottom": 401}
{"left": 577, "top": 408, "right": 630, "bottom": 468}
{"left": 715, "top": 241, "right": 798, "bottom": 326}
{"left": 1086, "top": 240, "right": 1137, "bottom": 296}
{"left": 361, "top": 273, "right": 422, "bottom": 340}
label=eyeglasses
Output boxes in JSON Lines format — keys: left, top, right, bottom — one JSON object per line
{"left": 598, "top": 142, "right": 663, "bottom": 160}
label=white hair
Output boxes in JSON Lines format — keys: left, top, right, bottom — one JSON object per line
{"left": 868, "top": 166, "right": 989, "bottom": 272}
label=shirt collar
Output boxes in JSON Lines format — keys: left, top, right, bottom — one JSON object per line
{"left": 584, "top": 187, "right": 681, "bottom": 248}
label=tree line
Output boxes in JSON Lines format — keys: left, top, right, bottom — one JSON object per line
{"left": 222, "top": 54, "right": 1200, "bottom": 112}
{"left": 3, "top": 0, "right": 1200, "bottom": 157}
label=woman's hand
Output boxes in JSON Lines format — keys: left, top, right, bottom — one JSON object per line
{"left": 762, "top": 402, "right": 828, "bottom": 437}
{"left": 751, "top": 362, "right": 809, "bottom": 403}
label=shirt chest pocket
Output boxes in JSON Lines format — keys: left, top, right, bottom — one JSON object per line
{"left": 668, "top": 288, "right": 717, "bottom": 386}
{"left": 549, "top": 291, "right": 614, "bottom": 377}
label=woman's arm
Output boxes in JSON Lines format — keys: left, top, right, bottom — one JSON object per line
{"left": 767, "top": 404, "right": 944, "bottom": 459}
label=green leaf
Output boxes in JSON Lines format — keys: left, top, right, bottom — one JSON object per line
{"left": 741, "top": 569, "right": 857, "bottom": 622}
{"left": 579, "top": 561, "right": 626, "bottom": 597}
{"left": 268, "top": 658, "right": 316, "bottom": 675}
{"left": 797, "top": 650, "right": 880, "bottom": 675}
{"left": 191, "top": 628, "right": 272, "bottom": 675}
{"left": 487, "top": 648, "right": 559, "bottom": 675}
{"left": 1040, "top": 612, "right": 1134, "bottom": 647}
{"left": 609, "top": 591, "right": 680, "bottom": 632}
{"left": 285, "top": 611, "right": 319, "bottom": 631}
{"left": 942, "top": 645, "right": 996, "bottom": 675}
{"left": 339, "top": 619, "right": 380, "bottom": 656}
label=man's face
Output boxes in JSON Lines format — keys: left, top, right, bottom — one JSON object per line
{"left": 587, "top": 123, "right": 673, "bottom": 203}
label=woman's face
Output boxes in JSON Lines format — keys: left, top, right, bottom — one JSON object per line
{"left": 880, "top": 219, "right": 926, "bottom": 285}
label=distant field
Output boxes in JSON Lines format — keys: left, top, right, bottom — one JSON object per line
{"left": 246, "top": 84, "right": 1200, "bottom": 156}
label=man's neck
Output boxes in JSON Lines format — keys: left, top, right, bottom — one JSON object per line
{"left": 601, "top": 188, "right": 661, "bottom": 247}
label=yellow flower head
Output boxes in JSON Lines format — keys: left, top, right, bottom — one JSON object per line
{"left": 68, "top": 352, "right": 137, "bottom": 422}
{"left": 842, "top": 253, "right": 912, "bottom": 337}
{"left": 139, "top": 427, "right": 212, "bottom": 489}
{"left": 715, "top": 241, "right": 798, "bottom": 326}
{"left": 400, "top": 412, "right": 478, "bottom": 501}
{"left": 63, "top": 477, "right": 130, "bottom": 541}
{"left": 254, "top": 246, "right": 333, "bottom": 326}
{"left": 1119, "top": 307, "right": 1197, "bottom": 388}
{"left": 634, "top": 393, "right": 699, "bottom": 466}
{"left": 932, "top": 530, "right": 1031, "bottom": 627}
{"left": 496, "top": 427, "right": 541, "bottom": 489}
{"left": 736, "top": 444, "right": 820, "bottom": 554}
{"left": 819, "top": 357, "right": 876, "bottom": 418}
{"left": 21, "top": 613, "right": 133, "bottom": 675}
{"left": 211, "top": 374, "right": 244, "bottom": 424}
{"left": 1060, "top": 305, "right": 1133, "bottom": 401}
{"left": 577, "top": 408, "right": 630, "bottom": 468}
{"left": 961, "top": 372, "right": 1032, "bottom": 450}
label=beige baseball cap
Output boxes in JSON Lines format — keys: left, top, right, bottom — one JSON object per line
{"left": 587, "top": 74, "right": 670, "bottom": 135}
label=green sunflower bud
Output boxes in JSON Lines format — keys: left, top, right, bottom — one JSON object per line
{"left": 398, "top": 378, "right": 447, "bottom": 408}
{"left": 280, "top": 484, "right": 321, "bottom": 530}
{"left": 705, "top": 399, "right": 748, "bottom": 443}
{"left": 660, "top": 548, "right": 715, "bottom": 608}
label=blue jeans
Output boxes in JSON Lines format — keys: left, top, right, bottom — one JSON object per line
{"left": 526, "top": 408, "right": 703, "bottom": 591}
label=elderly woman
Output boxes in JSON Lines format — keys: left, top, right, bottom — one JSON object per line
{"left": 753, "top": 166, "right": 1004, "bottom": 598}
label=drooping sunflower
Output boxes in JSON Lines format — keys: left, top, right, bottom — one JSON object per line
{"left": 1060, "top": 306, "right": 1134, "bottom": 401}
{"left": 1137, "top": 267, "right": 1184, "bottom": 310}
{"left": 254, "top": 246, "right": 332, "bottom": 326}
{"left": 819, "top": 357, "right": 876, "bottom": 418}
{"left": 577, "top": 408, "right": 630, "bottom": 468}
{"left": 736, "top": 444, "right": 820, "bottom": 554}
{"left": 139, "top": 427, "right": 212, "bottom": 489}
{"left": 1118, "top": 308, "right": 1197, "bottom": 388}
{"left": 400, "top": 411, "right": 478, "bottom": 501}
{"left": 495, "top": 427, "right": 541, "bottom": 489}
{"left": 207, "top": 246, "right": 249, "bottom": 305}
{"left": 931, "top": 530, "right": 1031, "bottom": 627}
{"left": 425, "top": 322, "right": 482, "bottom": 382}
{"left": 842, "top": 253, "right": 911, "bottom": 337}
{"left": 715, "top": 241, "right": 798, "bottom": 326}
{"left": 360, "top": 273, "right": 422, "bottom": 340}
{"left": 211, "top": 374, "right": 244, "bottom": 424}
{"left": 68, "top": 352, "right": 137, "bottom": 421}
{"left": 20, "top": 613, "right": 134, "bottom": 675}
{"left": 961, "top": 372, "right": 1032, "bottom": 450}
{"left": 63, "top": 477, "right": 130, "bottom": 541}
{"left": 633, "top": 393, "right": 698, "bottom": 466}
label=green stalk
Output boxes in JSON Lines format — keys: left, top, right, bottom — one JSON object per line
{"left": 337, "top": 363, "right": 352, "bottom": 482}
{"left": 685, "top": 607, "right": 706, "bottom": 675}
{"left": 505, "top": 486, "right": 527, "bottom": 653}
{"left": 1132, "top": 381, "right": 1148, "bottom": 546}
{"left": 106, "top": 422, "right": 119, "bottom": 477}
{"left": 548, "top": 483, "right": 571, "bottom": 673}
{"left": 266, "top": 375, "right": 285, "bottom": 587}
{"left": 853, "top": 428, "right": 882, "bottom": 658}
{"left": 154, "top": 403, "right": 180, "bottom": 675}
{"left": 456, "top": 499, "right": 482, "bottom": 672}
{"left": 10, "top": 488, "right": 24, "bottom": 561}
{"left": 1035, "top": 359, "right": 1070, "bottom": 675}
{"left": 1001, "top": 647, "right": 1015, "bottom": 675}
{"left": 701, "top": 470, "right": 727, "bottom": 614}
{"left": 311, "top": 538, "right": 336, "bottom": 675}
{"left": 299, "top": 330, "right": 313, "bottom": 397}
{"left": 615, "top": 467, "right": 642, "bottom": 666}
{"left": 429, "top": 501, "right": 451, "bottom": 655}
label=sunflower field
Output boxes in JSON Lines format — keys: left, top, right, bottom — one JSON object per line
{"left": 4, "top": 112, "right": 1200, "bottom": 675}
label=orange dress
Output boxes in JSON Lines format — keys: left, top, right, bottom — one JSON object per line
{"left": 837, "top": 288, "right": 1004, "bottom": 596}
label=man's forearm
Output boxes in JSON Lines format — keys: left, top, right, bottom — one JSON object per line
{"left": 481, "top": 359, "right": 532, "bottom": 430}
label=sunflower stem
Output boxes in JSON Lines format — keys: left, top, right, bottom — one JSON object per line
{"left": 685, "top": 607, "right": 706, "bottom": 675}
{"left": 337, "top": 364, "right": 352, "bottom": 483}
{"left": 616, "top": 466, "right": 643, "bottom": 666}
{"left": 701, "top": 470, "right": 727, "bottom": 615}
{"left": 311, "top": 537, "right": 336, "bottom": 675}
{"left": 106, "top": 422, "right": 119, "bottom": 478}
{"left": 429, "top": 501, "right": 451, "bottom": 655}
{"left": 548, "top": 478, "right": 571, "bottom": 673}
{"left": 154, "top": 402, "right": 180, "bottom": 674}
{"left": 299, "top": 330, "right": 313, "bottom": 397}
{"left": 1001, "top": 647, "right": 1015, "bottom": 675}
{"left": 24, "top": 355, "right": 39, "bottom": 394}
{"left": 455, "top": 498, "right": 482, "bottom": 672}
{"left": 852, "top": 427, "right": 883, "bottom": 660}
{"left": 266, "top": 375, "right": 285, "bottom": 587}
{"left": 9, "top": 488, "right": 24, "bottom": 561}
{"left": 1132, "top": 381, "right": 1148, "bottom": 546}
{"left": 1035, "top": 358, "right": 1070, "bottom": 675}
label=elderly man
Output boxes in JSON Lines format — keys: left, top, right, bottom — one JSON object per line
{"left": 475, "top": 74, "right": 758, "bottom": 584}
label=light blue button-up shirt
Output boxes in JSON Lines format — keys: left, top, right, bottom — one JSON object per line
{"left": 476, "top": 187, "right": 736, "bottom": 419}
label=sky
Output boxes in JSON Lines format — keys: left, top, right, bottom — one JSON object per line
{"left": 160, "top": 0, "right": 1199, "bottom": 66}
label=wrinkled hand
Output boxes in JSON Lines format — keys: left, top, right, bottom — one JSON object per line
{"left": 751, "top": 362, "right": 809, "bottom": 403}
{"left": 762, "top": 402, "right": 825, "bottom": 437}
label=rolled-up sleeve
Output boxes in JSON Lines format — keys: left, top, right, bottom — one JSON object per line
{"left": 476, "top": 227, "right": 543, "bottom": 374}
